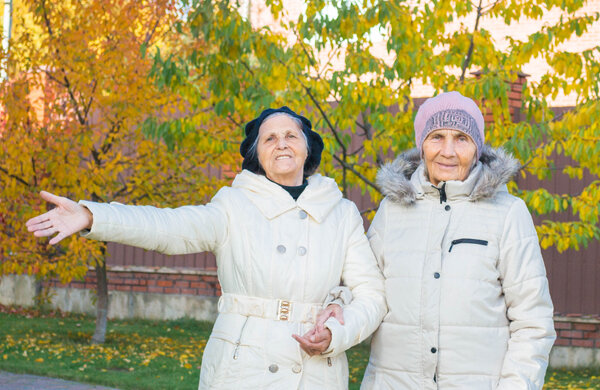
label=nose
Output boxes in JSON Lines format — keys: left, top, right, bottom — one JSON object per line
{"left": 276, "top": 137, "right": 288, "bottom": 149}
{"left": 440, "top": 138, "right": 456, "bottom": 157}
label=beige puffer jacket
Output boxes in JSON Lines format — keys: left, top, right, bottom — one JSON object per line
{"left": 361, "top": 146, "right": 555, "bottom": 390}
{"left": 80, "top": 170, "right": 386, "bottom": 390}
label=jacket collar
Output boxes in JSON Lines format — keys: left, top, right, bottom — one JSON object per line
{"left": 232, "top": 170, "right": 342, "bottom": 222}
{"left": 376, "top": 145, "right": 520, "bottom": 205}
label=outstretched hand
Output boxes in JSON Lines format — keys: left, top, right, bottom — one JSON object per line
{"left": 26, "top": 191, "right": 93, "bottom": 245}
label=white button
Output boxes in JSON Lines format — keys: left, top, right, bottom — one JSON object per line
{"left": 277, "top": 245, "right": 286, "bottom": 253}
{"left": 299, "top": 210, "right": 308, "bottom": 219}
{"left": 298, "top": 246, "right": 307, "bottom": 256}
{"left": 292, "top": 364, "right": 302, "bottom": 374}
{"left": 269, "top": 364, "right": 278, "bottom": 373}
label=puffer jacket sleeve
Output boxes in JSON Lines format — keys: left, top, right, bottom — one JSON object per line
{"left": 496, "top": 198, "right": 556, "bottom": 389}
{"left": 78, "top": 188, "right": 230, "bottom": 255}
{"left": 366, "top": 198, "right": 388, "bottom": 271}
{"left": 322, "top": 202, "right": 387, "bottom": 356}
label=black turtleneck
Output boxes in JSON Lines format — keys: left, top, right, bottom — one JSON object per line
{"left": 269, "top": 178, "right": 308, "bottom": 200}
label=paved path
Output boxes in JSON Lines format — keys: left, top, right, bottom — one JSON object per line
{"left": 0, "top": 371, "right": 119, "bottom": 390}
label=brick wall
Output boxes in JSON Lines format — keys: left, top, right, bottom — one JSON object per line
{"left": 473, "top": 71, "right": 527, "bottom": 124}
{"left": 44, "top": 266, "right": 221, "bottom": 298}
{"left": 554, "top": 316, "right": 600, "bottom": 348}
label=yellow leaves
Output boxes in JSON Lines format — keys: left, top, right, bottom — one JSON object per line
{"left": 0, "top": 0, "right": 234, "bottom": 286}
{"left": 339, "top": 16, "right": 354, "bottom": 37}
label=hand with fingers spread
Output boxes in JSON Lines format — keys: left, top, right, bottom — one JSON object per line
{"left": 26, "top": 191, "right": 93, "bottom": 245}
{"left": 292, "top": 325, "right": 332, "bottom": 356}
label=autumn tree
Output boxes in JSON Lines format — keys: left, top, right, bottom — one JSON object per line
{"left": 0, "top": 0, "right": 236, "bottom": 343}
{"left": 149, "top": 0, "right": 600, "bottom": 251}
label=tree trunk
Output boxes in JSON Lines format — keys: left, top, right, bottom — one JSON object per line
{"left": 91, "top": 255, "right": 108, "bottom": 344}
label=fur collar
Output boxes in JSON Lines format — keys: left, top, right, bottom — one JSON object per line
{"left": 377, "top": 145, "right": 520, "bottom": 205}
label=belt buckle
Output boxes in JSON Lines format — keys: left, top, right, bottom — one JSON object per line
{"left": 277, "top": 300, "right": 291, "bottom": 321}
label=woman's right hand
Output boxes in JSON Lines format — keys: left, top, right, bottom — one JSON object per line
{"left": 26, "top": 191, "right": 93, "bottom": 245}
{"left": 315, "top": 304, "right": 344, "bottom": 333}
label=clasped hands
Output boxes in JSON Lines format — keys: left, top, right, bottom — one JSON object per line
{"left": 292, "top": 304, "right": 344, "bottom": 356}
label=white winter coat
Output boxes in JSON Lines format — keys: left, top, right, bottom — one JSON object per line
{"left": 361, "top": 146, "right": 555, "bottom": 390}
{"left": 80, "top": 170, "right": 386, "bottom": 390}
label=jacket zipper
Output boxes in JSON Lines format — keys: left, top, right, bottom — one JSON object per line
{"left": 233, "top": 317, "right": 250, "bottom": 360}
{"left": 449, "top": 238, "right": 488, "bottom": 252}
{"left": 327, "top": 357, "right": 332, "bottom": 367}
{"left": 432, "top": 182, "right": 447, "bottom": 204}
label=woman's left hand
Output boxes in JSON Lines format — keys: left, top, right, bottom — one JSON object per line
{"left": 292, "top": 326, "right": 332, "bottom": 356}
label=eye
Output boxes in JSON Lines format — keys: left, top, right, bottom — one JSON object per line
{"left": 287, "top": 133, "right": 297, "bottom": 139}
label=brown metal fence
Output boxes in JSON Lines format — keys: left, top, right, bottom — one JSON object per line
{"left": 515, "top": 152, "right": 600, "bottom": 315}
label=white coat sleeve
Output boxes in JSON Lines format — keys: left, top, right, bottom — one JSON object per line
{"left": 322, "top": 203, "right": 387, "bottom": 356}
{"left": 366, "top": 198, "right": 388, "bottom": 271}
{"left": 496, "top": 198, "right": 556, "bottom": 390}
{"left": 78, "top": 188, "right": 229, "bottom": 255}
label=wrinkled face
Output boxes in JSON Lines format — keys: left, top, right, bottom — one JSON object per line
{"left": 257, "top": 115, "right": 308, "bottom": 186}
{"left": 422, "top": 129, "right": 477, "bottom": 186}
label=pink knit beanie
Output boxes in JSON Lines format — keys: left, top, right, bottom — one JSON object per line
{"left": 414, "top": 91, "right": 485, "bottom": 159}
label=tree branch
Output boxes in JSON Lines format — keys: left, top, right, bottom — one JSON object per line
{"left": 142, "top": 14, "right": 162, "bottom": 47}
{"left": 481, "top": 0, "right": 502, "bottom": 16}
{"left": 0, "top": 166, "right": 31, "bottom": 187}
{"left": 332, "top": 154, "right": 380, "bottom": 193}
{"left": 460, "top": 0, "right": 484, "bottom": 82}
{"left": 39, "top": 0, "right": 53, "bottom": 37}
{"left": 82, "top": 79, "right": 97, "bottom": 120}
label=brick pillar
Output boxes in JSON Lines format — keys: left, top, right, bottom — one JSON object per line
{"left": 508, "top": 72, "right": 528, "bottom": 123}
{"left": 471, "top": 70, "right": 529, "bottom": 125}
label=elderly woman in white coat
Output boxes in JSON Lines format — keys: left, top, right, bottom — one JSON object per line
{"left": 26, "top": 106, "right": 387, "bottom": 389}
{"left": 324, "top": 92, "right": 556, "bottom": 389}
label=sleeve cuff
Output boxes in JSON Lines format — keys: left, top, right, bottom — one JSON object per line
{"left": 323, "top": 286, "right": 353, "bottom": 308}
{"left": 321, "top": 317, "right": 344, "bottom": 357}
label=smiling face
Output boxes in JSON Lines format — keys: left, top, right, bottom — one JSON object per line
{"left": 422, "top": 129, "right": 477, "bottom": 186}
{"left": 256, "top": 114, "right": 308, "bottom": 186}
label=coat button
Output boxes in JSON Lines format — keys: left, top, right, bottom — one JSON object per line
{"left": 299, "top": 210, "right": 308, "bottom": 219}
{"left": 277, "top": 245, "right": 286, "bottom": 254}
{"left": 292, "top": 364, "right": 302, "bottom": 374}
{"left": 298, "top": 246, "right": 307, "bottom": 256}
{"left": 268, "top": 364, "right": 279, "bottom": 373}
{"left": 434, "top": 272, "right": 440, "bottom": 279}
{"left": 444, "top": 205, "right": 451, "bottom": 211}
{"left": 431, "top": 347, "right": 437, "bottom": 353}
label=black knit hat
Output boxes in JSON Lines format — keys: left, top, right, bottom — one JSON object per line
{"left": 240, "top": 106, "right": 324, "bottom": 176}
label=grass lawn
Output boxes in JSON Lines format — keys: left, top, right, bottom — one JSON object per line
{"left": 0, "top": 306, "right": 599, "bottom": 389}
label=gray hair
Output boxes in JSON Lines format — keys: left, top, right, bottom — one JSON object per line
{"left": 246, "top": 112, "right": 310, "bottom": 164}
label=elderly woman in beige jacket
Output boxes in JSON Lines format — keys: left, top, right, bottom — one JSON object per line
{"left": 366, "top": 92, "right": 555, "bottom": 389}
{"left": 323, "top": 92, "right": 555, "bottom": 389}
{"left": 26, "top": 106, "right": 387, "bottom": 389}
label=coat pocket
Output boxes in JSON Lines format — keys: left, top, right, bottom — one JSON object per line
{"left": 203, "top": 317, "right": 270, "bottom": 388}
{"left": 448, "top": 238, "right": 488, "bottom": 252}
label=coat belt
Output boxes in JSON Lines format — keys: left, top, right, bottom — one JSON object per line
{"left": 217, "top": 293, "right": 322, "bottom": 324}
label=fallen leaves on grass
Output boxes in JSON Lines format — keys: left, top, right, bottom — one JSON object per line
{"left": 0, "top": 328, "right": 207, "bottom": 373}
